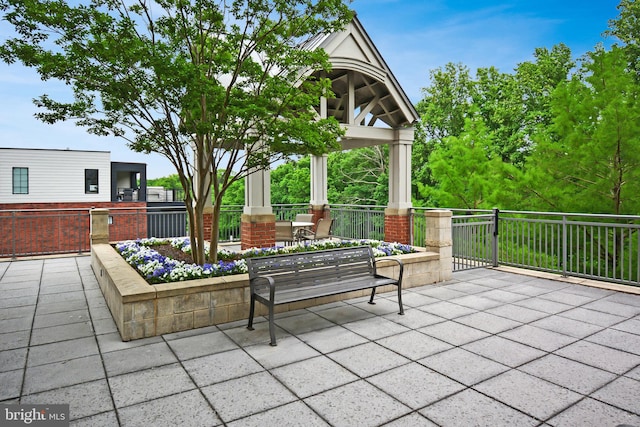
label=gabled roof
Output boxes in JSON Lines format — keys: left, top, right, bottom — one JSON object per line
{"left": 307, "top": 15, "right": 419, "bottom": 129}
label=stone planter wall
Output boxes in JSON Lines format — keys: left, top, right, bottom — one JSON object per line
{"left": 91, "top": 243, "right": 443, "bottom": 341}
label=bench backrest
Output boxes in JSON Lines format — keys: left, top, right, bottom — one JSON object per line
{"left": 247, "top": 246, "right": 376, "bottom": 289}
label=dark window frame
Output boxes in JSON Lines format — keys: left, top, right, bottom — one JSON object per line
{"left": 12, "top": 167, "right": 29, "bottom": 194}
{"left": 85, "top": 169, "right": 99, "bottom": 194}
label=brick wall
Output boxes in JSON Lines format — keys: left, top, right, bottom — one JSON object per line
{"left": 384, "top": 214, "right": 411, "bottom": 244}
{"left": 0, "top": 202, "right": 146, "bottom": 258}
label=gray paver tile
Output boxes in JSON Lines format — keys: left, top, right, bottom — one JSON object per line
{"left": 499, "top": 324, "right": 577, "bottom": 352}
{"left": 377, "top": 330, "right": 453, "bottom": 360}
{"left": 418, "top": 320, "right": 490, "bottom": 346}
{"left": 382, "top": 307, "right": 444, "bottom": 329}
{"left": 518, "top": 354, "right": 616, "bottom": 394}
{"left": 353, "top": 296, "right": 405, "bottom": 315}
{"left": 29, "top": 321, "right": 94, "bottom": 345}
{"left": 201, "top": 371, "right": 297, "bottom": 422}
{"left": 612, "top": 318, "right": 640, "bottom": 335}
{"left": 305, "top": 380, "right": 411, "bottom": 427}
{"left": 328, "top": 342, "right": 410, "bottom": 377}
{"left": 314, "top": 304, "right": 376, "bottom": 324}
{"left": 183, "top": 349, "right": 264, "bottom": 387}
{"left": 414, "top": 285, "right": 466, "bottom": 301}
{"left": 96, "top": 332, "right": 163, "bottom": 353}
{"left": 108, "top": 363, "right": 196, "bottom": 408}
{"left": 583, "top": 299, "right": 640, "bottom": 317}
{"left": 392, "top": 291, "right": 439, "bottom": 308}
{"left": 486, "top": 303, "right": 550, "bottom": 323}
{"left": 223, "top": 320, "right": 289, "bottom": 347}
{"left": 32, "top": 309, "right": 90, "bottom": 329}
{"left": 0, "top": 316, "right": 32, "bottom": 334}
{"left": 34, "top": 299, "right": 88, "bottom": 316}
{"left": 69, "top": 411, "right": 119, "bottom": 427}
{"left": 102, "top": 342, "right": 178, "bottom": 376}
{"left": 21, "top": 379, "right": 113, "bottom": 420}
{"left": 559, "top": 307, "right": 626, "bottom": 327}
{"left": 0, "top": 305, "right": 35, "bottom": 321}
{"left": 0, "top": 330, "right": 29, "bottom": 351}
{"left": 343, "top": 316, "right": 410, "bottom": 340}
{"left": 480, "top": 289, "right": 530, "bottom": 303}
{"left": 514, "top": 297, "right": 573, "bottom": 314}
{"left": 117, "top": 389, "right": 221, "bottom": 427}
{"left": 446, "top": 281, "right": 493, "bottom": 294}
{"left": 0, "top": 295, "right": 37, "bottom": 309}
{"left": 561, "top": 284, "right": 614, "bottom": 298}
{"left": 449, "top": 294, "right": 504, "bottom": 310}
{"left": 0, "top": 369, "right": 23, "bottom": 400}
{"left": 0, "top": 347, "right": 27, "bottom": 372}
{"left": 23, "top": 355, "right": 105, "bottom": 395}
{"left": 27, "top": 336, "right": 99, "bottom": 367}
{"left": 419, "top": 300, "right": 477, "bottom": 319}
{"left": 243, "top": 335, "right": 320, "bottom": 369}
{"left": 503, "top": 283, "right": 555, "bottom": 297}
{"left": 474, "top": 370, "right": 582, "bottom": 420}
{"left": 419, "top": 347, "right": 509, "bottom": 386}
{"left": 586, "top": 328, "right": 640, "bottom": 355}
{"left": 226, "top": 401, "right": 329, "bottom": 427}
{"left": 454, "top": 311, "right": 522, "bottom": 334}
{"left": 530, "top": 315, "right": 604, "bottom": 338}
{"left": 271, "top": 355, "right": 358, "bottom": 398}
{"left": 91, "top": 317, "right": 118, "bottom": 335}
{"left": 590, "top": 376, "right": 640, "bottom": 415}
{"left": 538, "top": 290, "right": 595, "bottom": 306}
{"left": 421, "top": 388, "right": 539, "bottom": 427}
{"left": 298, "top": 325, "right": 368, "bottom": 353}
{"left": 626, "top": 366, "right": 640, "bottom": 381}
{"left": 547, "top": 397, "right": 640, "bottom": 427}
{"left": 463, "top": 335, "right": 546, "bottom": 367}
{"left": 602, "top": 292, "right": 640, "bottom": 307}
{"left": 368, "top": 362, "right": 465, "bottom": 409}
{"left": 382, "top": 412, "right": 438, "bottom": 426}
{"left": 274, "top": 311, "right": 335, "bottom": 335}
{"left": 166, "top": 330, "right": 239, "bottom": 361}
{"left": 555, "top": 340, "right": 640, "bottom": 374}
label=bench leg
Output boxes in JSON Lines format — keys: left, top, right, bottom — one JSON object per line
{"left": 268, "top": 303, "right": 277, "bottom": 346}
{"left": 247, "top": 294, "right": 256, "bottom": 331}
{"left": 368, "top": 287, "right": 377, "bottom": 305}
{"left": 397, "top": 286, "right": 405, "bottom": 315}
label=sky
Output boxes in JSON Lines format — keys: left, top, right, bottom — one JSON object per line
{"left": 0, "top": 0, "right": 621, "bottom": 178}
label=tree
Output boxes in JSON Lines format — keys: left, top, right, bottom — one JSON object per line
{"left": 0, "top": 0, "right": 352, "bottom": 264}
{"left": 525, "top": 46, "right": 640, "bottom": 215}
{"left": 327, "top": 147, "right": 388, "bottom": 205}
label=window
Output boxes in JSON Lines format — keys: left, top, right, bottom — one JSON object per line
{"left": 85, "top": 169, "right": 99, "bottom": 193}
{"left": 12, "top": 167, "right": 28, "bottom": 194}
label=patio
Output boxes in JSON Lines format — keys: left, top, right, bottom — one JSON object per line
{"left": 1, "top": 255, "right": 639, "bottom": 426}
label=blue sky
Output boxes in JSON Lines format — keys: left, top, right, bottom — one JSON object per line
{"left": 0, "top": 0, "right": 620, "bottom": 178}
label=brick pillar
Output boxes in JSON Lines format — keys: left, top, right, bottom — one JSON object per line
{"left": 384, "top": 208, "right": 411, "bottom": 244}
{"left": 309, "top": 204, "right": 329, "bottom": 231}
{"left": 425, "top": 209, "right": 453, "bottom": 281}
{"left": 241, "top": 214, "right": 276, "bottom": 250}
{"left": 90, "top": 208, "right": 110, "bottom": 245}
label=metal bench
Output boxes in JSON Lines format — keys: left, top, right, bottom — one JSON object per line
{"left": 246, "top": 245, "right": 404, "bottom": 345}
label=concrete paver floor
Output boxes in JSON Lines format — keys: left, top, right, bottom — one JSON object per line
{"left": 1, "top": 256, "right": 640, "bottom": 426}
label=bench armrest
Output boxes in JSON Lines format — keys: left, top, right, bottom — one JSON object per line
{"left": 249, "top": 275, "right": 276, "bottom": 300}
{"left": 375, "top": 257, "right": 404, "bottom": 286}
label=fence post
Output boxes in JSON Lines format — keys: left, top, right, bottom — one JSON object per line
{"left": 492, "top": 208, "right": 499, "bottom": 267}
{"left": 562, "top": 215, "right": 568, "bottom": 277}
{"left": 425, "top": 210, "right": 453, "bottom": 281}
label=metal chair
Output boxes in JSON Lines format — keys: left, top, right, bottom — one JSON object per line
{"left": 275, "top": 220, "right": 295, "bottom": 245}
{"left": 302, "top": 218, "right": 333, "bottom": 242}
{"left": 294, "top": 213, "right": 313, "bottom": 223}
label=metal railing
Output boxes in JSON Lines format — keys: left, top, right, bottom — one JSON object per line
{"left": 3, "top": 204, "right": 639, "bottom": 287}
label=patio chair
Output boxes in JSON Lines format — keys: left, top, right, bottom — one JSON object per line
{"left": 301, "top": 218, "right": 333, "bottom": 242}
{"left": 294, "top": 213, "right": 313, "bottom": 223}
{"left": 275, "top": 220, "right": 295, "bottom": 245}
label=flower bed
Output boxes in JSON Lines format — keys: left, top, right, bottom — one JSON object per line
{"left": 115, "top": 237, "right": 417, "bottom": 285}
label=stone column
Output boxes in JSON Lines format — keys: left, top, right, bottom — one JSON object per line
{"left": 309, "top": 153, "right": 329, "bottom": 230}
{"left": 385, "top": 127, "right": 414, "bottom": 244}
{"left": 241, "top": 165, "right": 275, "bottom": 250}
{"left": 90, "top": 208, "right": 110, "bottom": 245}
{"left": 425, "top": 209, "right": 453, "bottom": 281}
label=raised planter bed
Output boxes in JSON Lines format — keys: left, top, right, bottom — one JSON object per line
{"left": 91, "top": 243, "right": 444, "bottom": 341}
